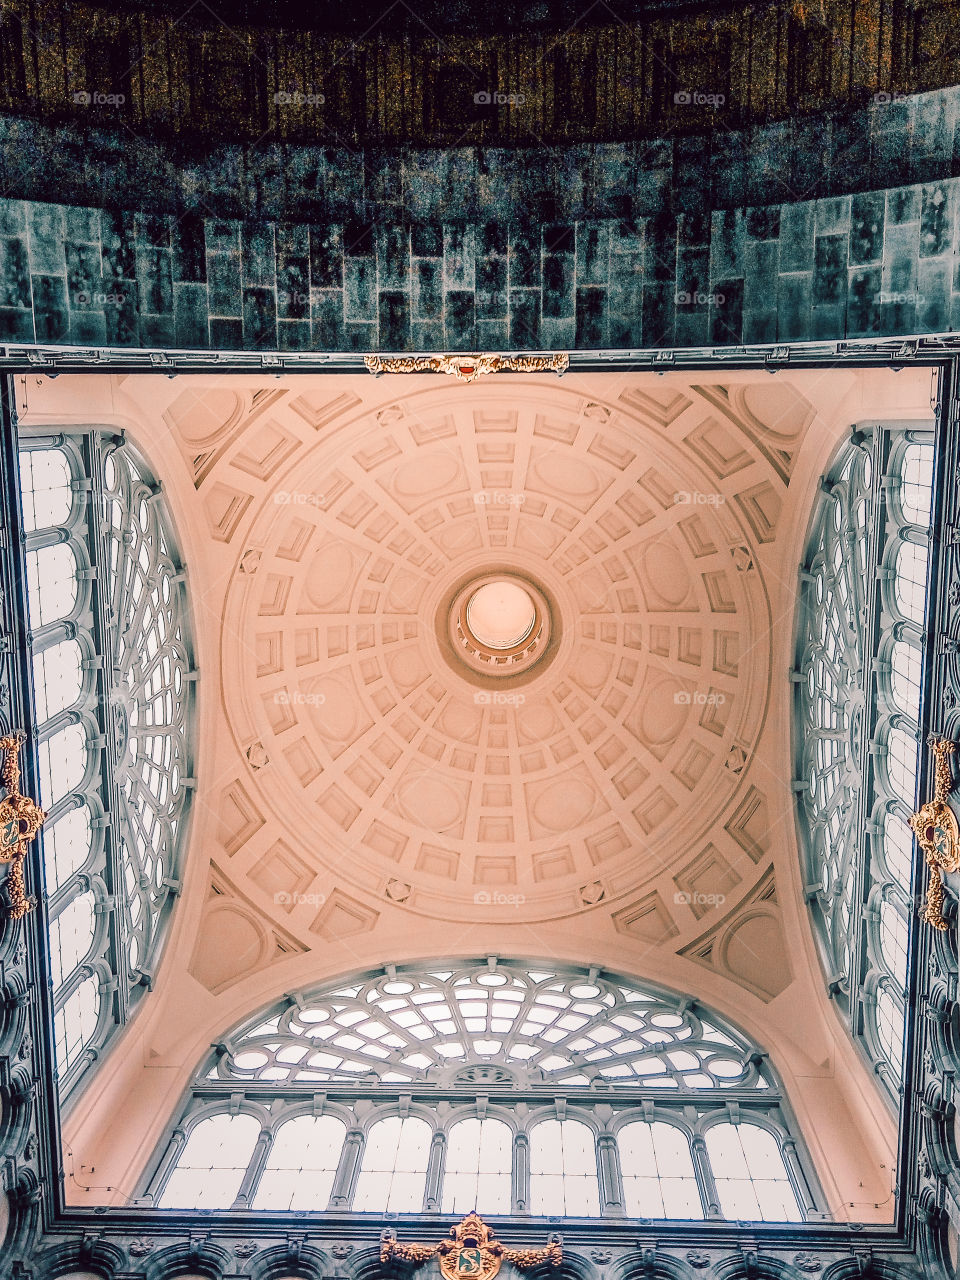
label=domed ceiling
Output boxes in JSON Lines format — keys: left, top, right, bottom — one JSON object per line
{"left": 220, "top": 380, "right": 772, "bottom": 923}
{"left": 19, "top": 364, "right": 933, "bottom": 1210}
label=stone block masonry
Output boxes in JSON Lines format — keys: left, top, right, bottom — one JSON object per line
{"left": 0, "top": 177, "right": 954, "bottom": 352}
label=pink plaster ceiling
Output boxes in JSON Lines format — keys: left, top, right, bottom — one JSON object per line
{"left": 219, "top": 381, "right": 775, "bottom": 923}
{"left": 18, "top": 365, "right": 934, "bottom": 1216}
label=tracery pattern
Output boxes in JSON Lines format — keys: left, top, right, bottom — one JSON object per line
{"left": 795, "top": 430, "right": 934, "bottom": 1099}
{"left": 19, "top": 432, "right": 195, "bottom": 1099}
{"left": 208, "top": 965, "right": 771, "bottom": 1089}
{"left": 144, "top": 962, "right": 817, "bottom": 1223}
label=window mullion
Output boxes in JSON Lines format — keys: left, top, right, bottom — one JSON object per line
{"left": 596, "top": 1131, "right": 624, "bottom": 1217}
{"left": 513, "top": 1129, "right": 530, "bottom": 1213}
{"left": 81, "top": 433, "right": 131, "bottom": 1031}
{"left": 690, "top": 1130, "right": 723, "bottom": 1220}
{"left": 424, "top": 1126, "right": 446, "bottom": 1212}
{"left": 780, "top": 1133, "right": 817, "bottom": 1220}
{"left": 140, "top": 1122, "right": 190, "bottom": 1207}
{"left": 330, "top": 1125, "right": 365, "bottom": 1208}
{"left": 233, "top": 1125, "right": 273, "bottom": 1209}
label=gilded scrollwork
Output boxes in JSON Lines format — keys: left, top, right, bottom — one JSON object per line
{"left": 0, "top": 734, "right": 45, "bottom": 919}
{"left": 364, "top": 353, "right": 569, "bottom": 383}
{"left": 910, "top": 738, "right": 960, "bottom": 930}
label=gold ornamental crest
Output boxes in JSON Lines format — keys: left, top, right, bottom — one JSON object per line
{"left": 381, "top": 1213, "right": 562, "bottom": 1280}
{"left": 910, "top": 738, "right": 960, "bottom": 930}
{"left": 0, "top": 734, "right": 45, "bottom": 919}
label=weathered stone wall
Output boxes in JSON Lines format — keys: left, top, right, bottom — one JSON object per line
{"left": 0, "top": 95, "right": 958, "bottom": 352}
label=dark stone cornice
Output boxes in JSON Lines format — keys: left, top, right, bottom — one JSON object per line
{"left": 1, "top": 0, "right": 959, "bottom": 147}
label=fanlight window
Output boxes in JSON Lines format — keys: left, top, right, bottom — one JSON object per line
{"left": 207, "top": 967, "right": 767, "bottom": 1089}
{"left": 794, "top": 429, "right": 934, "bottom": 1100}
{"left": 19, "top": 432, "right": 195, "bottom": 1101}
{"left": 142, "top": 963, "right": 817, "bottom": 1223}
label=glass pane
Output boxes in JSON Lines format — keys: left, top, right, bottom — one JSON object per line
{"left": 33, "top": 638, "right": 84, "bottom": 723}
{"left": 885, "top": 727, "right": 920, "bottom": 805}
{"left": 54, "top": 974, "right": 100, "bottom": 1075}
{"left": 353, "top": 1116, "right": 431, "bottom": 1212}
{"left": 26, "top": 543, "right": 79, "bottom": 627}
{"left": 875, "top": 985, "right": 905, "bottom": 1076}
{"left": 19, "top": 448, "right": 72, "bottom": 532}
{"left": 442, "top": 1118, "right": 512, "bottom": 1213}
{"left": 159, "top": 1114, "right": 261, "bottom": 1209}
{"left": 37, "top": 722, "right": 87, "bottom": 808}
{"left": 49, "top": 890, "right": 96, "bottom": 990}
{"left": 529, "top": 1120, "right": 600, "bottom": 1217}
{"left": 894, "top": 541, "right": 929, "bottom": 625}
{"left": 889, "top": 639, "right": 923, "bottom": 719}
{"left": 881, "top": 810, "right": 914, "bottom": 890}
{"left": 253, "top": 1115, "right": 346, "bottom": 1210}
{"left": 619, "top": 1121, "right": 703, "bottom": 1219}
{"left": 879, "top": 899, "right": 909, "bottom": 986}
{"left": 42, "top": 804, "right": 93, "bottom": 892}
{"left": 898, "top": 443, "right": 934, "bottom": 525}
{"left": 705, "top": 1124, "right": 802, "bottom": 1223}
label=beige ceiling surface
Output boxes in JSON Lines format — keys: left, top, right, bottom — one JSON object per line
{"left": 17, "top": 365, "right": 934, "bottom": 1214}
{"left": 219, "top": 379, "right": 776, "bottom": 925}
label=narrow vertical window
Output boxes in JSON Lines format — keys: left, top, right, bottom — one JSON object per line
{"left": 353, "top": 1116, "right": 432, "bottom": 1212}
{"left": 618, "top": 1121, "right": 703, "bottom": 1219}
{"left": 529, "top": 1119, "right": 600, "bottom": 1216}
{"left": 442, "top": 1117, "right": 512, "bottom": 1214}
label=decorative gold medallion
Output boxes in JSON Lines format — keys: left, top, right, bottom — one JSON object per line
{"left": 910, "top": 738, "right": 960, "bottom": 931}
{"left": 0, "top": 734, "right": 45, "bottom": 919}
{"left": 381, "top": 1213, "right": 561, "bottom": 1279}
{"left": 364, "top": 353, "right": 569, "bottom": 384}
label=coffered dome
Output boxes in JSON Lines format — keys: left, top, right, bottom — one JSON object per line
{"left": 222, "top": 380, "right": 772, "bottom": 922}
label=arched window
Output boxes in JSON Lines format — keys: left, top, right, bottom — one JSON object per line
{"left": 158, "top": 1114, "right": 260, "bottom": 1210}
{"left": 442, "top": 1118, "right": 512, "bottom": 1214}
{"left": 53, "top": 974, "right": 101, "bottom": 1076}
{"left": 529, "top": 1119, "right": 601, "bottom": 1216}
{"left": 253, "top": 1115, "right": 347, "bottom": 1210}
{"left": 19, "top": 433, "right": 196, "bottom": 1102}
{"left": 704, "top": 1123, "right": 803, "bottom": 1222}
{"left": 618, "top": 1121, "right": 703, "bottom": 1219}
{"left": 354, "top": 1116, "right": 432, "bottom": 1212}
{"left": 893, "top": 540, "right": 930, "bottom": 625}
{"left": 25, "top": 542, "right": 80, "bottom": 626}
{"left": 139, "top": 962, "right": 816, "bottom": 1223}
{"left": 794, "top": 429, "right": 934, "bottom": 1100}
